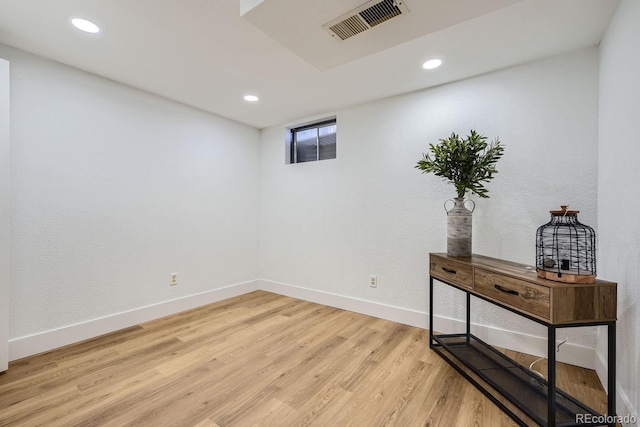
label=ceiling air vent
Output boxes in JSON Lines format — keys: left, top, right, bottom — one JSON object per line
{"left": 322, "top": 0, "right": 409, "bottom": 41}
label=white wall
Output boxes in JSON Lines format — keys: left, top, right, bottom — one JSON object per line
{"left": 0, "top": 45, "right": 261, "bottom": 348}
{"left": 0, "top": 58, "right": 9, "bottom": 371}
{"left": 598, "top": 0, "right": 640, "bottom": 420}
{"left": 260, "top": 48, "right": 600, "bottom": 353}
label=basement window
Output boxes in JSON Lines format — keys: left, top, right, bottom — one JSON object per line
{"left": 287, "top": 118, "right": 336, "bottom": 164}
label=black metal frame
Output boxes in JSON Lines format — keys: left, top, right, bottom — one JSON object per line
{"left": 429, "top": 275, "right": 617, "bottom": 427}
{"left": 289, "top": 118, "right": 337, "bottom": 164}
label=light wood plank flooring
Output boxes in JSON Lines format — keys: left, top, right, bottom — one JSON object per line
{"left": 0, "top": 291, "right": 608, "bottom": 426}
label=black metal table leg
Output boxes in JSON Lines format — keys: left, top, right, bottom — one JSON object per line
{"left": 466, "top": 292, "right": 471, "bottom": 345}
{"left": 429, "top": 276, "right": 434, "bottom": 349}
{"left": 548, "top": 326, "right": 557, "bottom": 427}
{"left": 608, "top": 322, "right": 616, "bottom": 427}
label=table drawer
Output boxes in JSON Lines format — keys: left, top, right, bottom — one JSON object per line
{"left": 430, "top": 255, "right": 473, "bottom": 290}
{"left": 475, "top": 268, "right": 550, "bottom": 319}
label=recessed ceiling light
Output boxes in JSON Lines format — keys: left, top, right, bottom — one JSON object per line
{"left": 422, "top": 59, "right": 443, "bottom": 70}
{"left": 244, "top": 95, "right": 259, "bottom": 102}
{"left": 70, "top": 17, "right": 101, "bottom": 34}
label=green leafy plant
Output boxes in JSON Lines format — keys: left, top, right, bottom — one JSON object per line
{"left": 416, "top": 130, "right": 504, "bottom": 198}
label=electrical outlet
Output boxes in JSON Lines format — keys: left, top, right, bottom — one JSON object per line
{"left": 369, "top": 275, "right": 377, "bottom": 288}
{"left": 170, "top": 273, "right": 178, "bottom": 286}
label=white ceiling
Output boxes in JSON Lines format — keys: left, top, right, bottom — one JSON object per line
{"left": 0, "top": 0, "right": 620, "bottom": 129}
{"left": 242, "top": 0, "right": 524, "bottom": 70}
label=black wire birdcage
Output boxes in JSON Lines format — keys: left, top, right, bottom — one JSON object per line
{"left": 536, "top": 206, "right": 596, "bottom": 284}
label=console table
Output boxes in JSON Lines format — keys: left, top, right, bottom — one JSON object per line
{"left": 429, "top": 253, "right": 617, "bottom": 427}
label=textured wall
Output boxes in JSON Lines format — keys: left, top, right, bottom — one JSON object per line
{"left": 598, "top": 0, "right": 640, "bottom": 416}
{"left": 1, "top": 39, "right": 608, "bottom": 368}
{"left": 259, "top": 48, "right": 600, "bottom": 348}
{"left": 0, "top": 58, "right": 9, "bottom": 371}
{"left": 2, "top": 45, "right": 261, "bottom": 339}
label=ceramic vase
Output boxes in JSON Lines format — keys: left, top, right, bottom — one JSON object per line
{"left": 445, "top": 197, "right": 475, "bottom": 257}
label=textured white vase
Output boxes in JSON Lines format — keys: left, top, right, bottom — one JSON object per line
{"left": 445, "top": 197, "right": 475, "bottom": 257}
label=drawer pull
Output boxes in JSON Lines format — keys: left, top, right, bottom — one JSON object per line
{"left": 494, "top": 284, "right": 519, "bottom": 296}
{"left": 442, "top": 267, "right": 457, "bottom": 274}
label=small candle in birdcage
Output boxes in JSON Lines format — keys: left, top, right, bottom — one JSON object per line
{"left": 536, "top": 205, "right": 596, "bottom": 284}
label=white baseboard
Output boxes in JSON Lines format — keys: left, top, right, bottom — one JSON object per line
{"left": 595, "top": 348, "right": 637, "bottom": 425}
{"left": 257, "top": 279, "right": 596, "bottom": 370}
{"left": 7, "top": 277, "right": 633, "bottom": 422}
{"left": 9, "top": 280, "right": 259, "bottom": 361}
{"left": 595, "top": 341, "right": 610, "bottom": 394}
{"left": 257, "top": 279, "right": 429, "bottom": 329}
{"left": 8, "top": 278, "right": 603, "bottom": 379}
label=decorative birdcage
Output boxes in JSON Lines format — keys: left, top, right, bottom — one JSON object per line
{"left": 536, "top": 206, "right": 596, "bottom": 284}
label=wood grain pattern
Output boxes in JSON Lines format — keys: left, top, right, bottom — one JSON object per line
{"left": 475, "top": 268, "right": 550, "bottom": 320}
{"left": 553, "top": 286, "right": 617, "bottom": 323}
{"left": 0, "top": 291, "right": 609, "bottom": 426}
{"left": 431, "top": 253, "right": 617, "bottom": 324}
{"left": 429, "top": 257, "right": 474, "bottom": 290}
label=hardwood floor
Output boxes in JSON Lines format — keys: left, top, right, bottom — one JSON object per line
{"left": 0, "top": 291, "right": 608, "bottom": 426}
